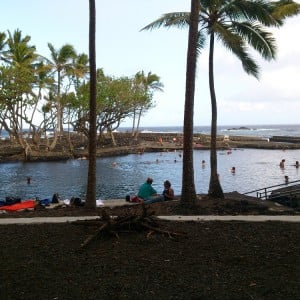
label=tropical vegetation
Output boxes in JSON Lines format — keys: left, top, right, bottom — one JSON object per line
{"left": 142, "top": 0, "right": 300, "bottom": 201}
{"left": 0, "top": 29, "right": 162, "bottom": 159}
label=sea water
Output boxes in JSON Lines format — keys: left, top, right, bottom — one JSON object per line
{"left": 118, "top": 124, "right": 300, "bottom": 139}
{"left": 0, "top": 124, "right": 299, "bottom": 200}
{"left": 0, "top": 148, "right": 299, "bottom": 201}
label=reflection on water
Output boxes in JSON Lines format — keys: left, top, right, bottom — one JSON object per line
{"left": 0, "top": 149, "right": 299, "bottom": 200}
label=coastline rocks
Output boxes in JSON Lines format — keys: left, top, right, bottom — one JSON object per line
{"left": 226, "top": 126, "right": 253, "bottom": 131}
{"left": 0, "top": 132, "right": 300, "bottom": 163}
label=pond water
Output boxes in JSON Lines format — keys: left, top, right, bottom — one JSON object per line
{"left": 0, "top": 148, "right": 299, "bottom": 201}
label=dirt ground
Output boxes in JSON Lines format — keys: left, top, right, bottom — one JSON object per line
{"left": 0, "top": 194, "right": 299, "bottom": 300}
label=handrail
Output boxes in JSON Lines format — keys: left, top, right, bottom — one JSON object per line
{"left": 244, "top": 180, "right": 300, "bottom": 200}
{"left": 270, "top": 187, "right": 300, "bottom": 199}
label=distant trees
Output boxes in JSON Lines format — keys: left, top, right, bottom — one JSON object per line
{"left": 0, "top": 29, "right": 39, "bottom": 156}
{"left": 0, "top": 29, "right": 162, "bottom": 156}
{"left": 71, "top": 69, "right": 158, "bottom": 142}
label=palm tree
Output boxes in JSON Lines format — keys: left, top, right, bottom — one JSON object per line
{"left": 132, "top": 71, "right": 163, "bottom": 137}
{"left": 180, "top": 0, "right": 200, "bottom": 205}
{"left": 3, "top": 29, "right": 38, "bottom": 153}
{"left": 86, "top": 0, "right": 97, "bottom": 209}
{"left": 46, "top": 43, "right": 77, "bottom": 136}
{"left": 71, "top": 53, "right": 89, "bottom": 90}
{"left": 142, "top": 0, "right": 300, "bottom": 199}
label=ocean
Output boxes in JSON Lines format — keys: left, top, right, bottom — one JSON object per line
{"left": 118, "top": 123, "right": 300, "bottom": 139}
{"left": 0, "top": 124, "right": 299, "bottom": 201}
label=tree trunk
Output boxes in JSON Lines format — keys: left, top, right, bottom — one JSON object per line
{"left": 57, "top": 70, "right": 62, "bottom": 133}
{"left": 180, "top": 0, "right": 199, "bottom": 206}
{"left": 109, "top": 127, "right": 117, "bottom": 146}
{"left": 208, "top": 33, "right": 224, "bottom": 199}
{"left": 134, "top": 108, "right": 142, "bottom": 139}
{"left": 86, "top": 0, "right": 97, "bottom": 209}
{"left": 131, "top": 110, "right": 136, "bottom": 136}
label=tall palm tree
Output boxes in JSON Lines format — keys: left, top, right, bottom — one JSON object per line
{"left": 3, "top": 29, "right": 38, "bottom": 149}
{"left": 132, "top": 71, "right": 163, "bottom": 137}
{"left": 181, "top": 0, "right": 200, "bottom": 205}
{"left": 71, "top": 53, "right": 89, "bottom": 90}
{"left": 142, "top": 0, "right": 299, "bottom": 200}
{"left": 5, "top": 29, "right": 37, "bottom": 68}
{"left": 86, "top": 0, "right": 97, "bottom": 209}
{"left": 46, "top": 43, "right": 77, "bottom": 135}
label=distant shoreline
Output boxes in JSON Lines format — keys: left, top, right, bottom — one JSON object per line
{"left": 1, "top": 132, "right": 300, "bottom": 163}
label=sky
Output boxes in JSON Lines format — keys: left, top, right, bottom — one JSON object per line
{"left": 1, "top": 0, "right": 300, "bottom": 127}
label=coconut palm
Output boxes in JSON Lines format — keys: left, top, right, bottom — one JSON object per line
{"left": 132, "top": 71, "right": 163, "bottom": 137}
{"left": 2, "top": 29, "right": 38, "bottom": 151}
{"left": 5, "top": 29, "right": 37, "bottom": 68}
{"left": 180, "top": 0, "right": 200, "bottom": 205}
{"left": 71, "top": 53, "right": 89, "bottom": 90}
{"left": 46, "top": 43, "right": 77, "bottom": 135}
{"left": 142, "top": 0, "right": 300, "bottom": 200}
{"left": 86, "top": 0, "right": 97, "bottom": 209}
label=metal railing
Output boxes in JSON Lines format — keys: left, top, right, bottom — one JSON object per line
{"left": 244, "top": 179, "right": 300, "bottom": 200}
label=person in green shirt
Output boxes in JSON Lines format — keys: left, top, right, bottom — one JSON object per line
{"left": 137, "top": 177, "right": 164, "bottom": 204}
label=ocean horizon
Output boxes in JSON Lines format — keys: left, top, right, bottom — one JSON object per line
{"left": 1, "top": 124, "right": 300, "bottom": 139}
{"left": 119, "top": 124, "right": 300, "bottom": 139}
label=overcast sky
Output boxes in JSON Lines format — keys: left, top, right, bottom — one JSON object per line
{"left": 2, "top": 0, "right": 300, "bottom": 127}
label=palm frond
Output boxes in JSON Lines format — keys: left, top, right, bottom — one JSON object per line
{"left": 224, "top": 0, "right": 279, "bottom": 27}
{"left": 197, "top": 31, "right": 207, "bottom": 57}
{"left": 214, "top": 24, "right": 259, "bottom": 78}
{"left": 141, "top": 12, "right": 190, "bottom": 31}
{"left": 270, "top": 0, "right": 300, "bottom": 23}
{"left": 232, "top": 21, "right": 277, "bottom": 60}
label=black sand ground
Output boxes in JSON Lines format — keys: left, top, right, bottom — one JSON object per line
{"left": 0, "top": 197, "right": 299, "bottom": 300}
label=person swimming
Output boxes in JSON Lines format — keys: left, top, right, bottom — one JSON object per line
{"left": 279, "top": 159, "right": 285, "bottom": 168}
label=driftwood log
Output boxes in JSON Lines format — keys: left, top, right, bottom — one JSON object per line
{"left": 73, "top": 204, "right": 186, "bottom": 248}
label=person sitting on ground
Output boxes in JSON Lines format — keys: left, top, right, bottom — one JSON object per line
{"left": 51, "top": 193, "right": 60, "bottom": 203}
{"left": 162, "top": 180, "right": 174, "bottom": 201}
{"left": 137, "top": 177, "right": 165, "bottom": 205}
{"left": 137, "top": 177, "right": 157, "bottom": 200}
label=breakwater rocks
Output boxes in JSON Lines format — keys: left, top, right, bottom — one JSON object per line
{"left": 0, "top": 132, "right": 300, "bottom": 163}
{"left": 269, "top": 136, "right": 300, "bottom": 143}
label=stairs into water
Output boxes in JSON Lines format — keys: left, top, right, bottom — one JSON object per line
{"left": 244, "top": 180, "right": 300, "bottom": 208}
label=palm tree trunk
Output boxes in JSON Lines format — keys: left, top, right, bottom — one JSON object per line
{"left": 134, "top": 108, "right": 143, "bottom": 139}
{"left": 208, "top": 33, "right": 224, "bottom": 199}
{"left": 180, "top": 0, "right": 199, "bottom": 206}
{"left": 57, "top": 70, "right": 62, "bottom": 133}
{"left": 86, "top": 0, "right": 97, "bottom": 209}
{"left": 131, "top": 110, "right": 136, "bottom": 136}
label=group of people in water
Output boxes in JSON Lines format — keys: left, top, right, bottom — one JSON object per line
{"left": 126, "top": 177, "right": 175, "bottom": 204}
{"left": 279, "top": 159, "right": 299, "bottom": 184}
{"left": 279, "top": 159, "right": 299, "bottom": 169}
